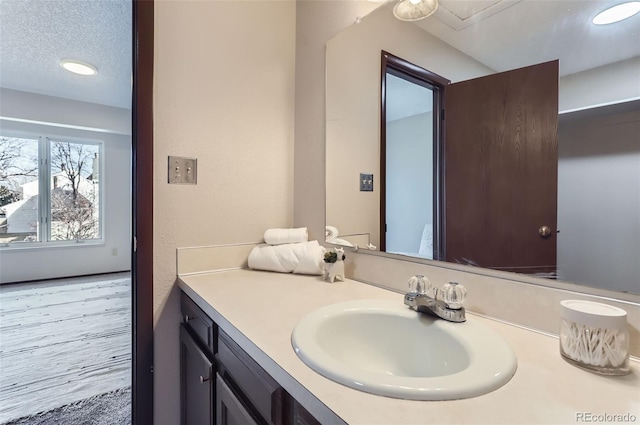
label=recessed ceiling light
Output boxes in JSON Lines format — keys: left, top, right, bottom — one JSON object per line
{"left": 60, "top": 60, "right": 98, "bottom": 76}
{"left": 592, "top": 1, "right": 640, "bottom": 25}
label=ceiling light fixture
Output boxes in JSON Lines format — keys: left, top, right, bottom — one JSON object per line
{"left": 393, "top": 0, "right": 439, "bottom": 22}
{"left": 592, "top": 1, "right": 640, "bottom": 25}
{"left": 60, "top": 60, "right": 98, "bottom": 76}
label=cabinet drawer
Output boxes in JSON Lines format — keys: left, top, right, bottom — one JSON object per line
{"left": 217, "top": 330, "right": 284, "bottom": 425}
{"left": 181, "top": 292, "right": 216, "bottom": 353}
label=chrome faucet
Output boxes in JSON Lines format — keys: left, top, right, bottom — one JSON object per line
{"left": 404, "top": 275, "right": 467, "bottom": 323}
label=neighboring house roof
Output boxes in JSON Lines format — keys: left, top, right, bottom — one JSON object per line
{"left": 21, "top": 172, "right": 95, "bottom": 200}
{"left": 2, "top": 188, "right": 94, "bottom": 234}
{"left": 2, "top": 196, "right": 38, "bottom": 234}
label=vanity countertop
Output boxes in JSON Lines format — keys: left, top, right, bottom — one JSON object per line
{"left": 178, "top": 269, "right": 640, "bottom": 425}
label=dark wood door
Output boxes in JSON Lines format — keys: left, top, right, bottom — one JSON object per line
{"left": 444, "top": 60, "right": 558, "bottom": 275}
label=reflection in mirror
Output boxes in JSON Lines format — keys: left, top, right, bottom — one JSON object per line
{"left": 384, "top": 73, "right": 435, "bottom": 258}
{"left": 325, "top": 1, "right": 640, "bottom": 294}
{"left": 381, "top": 52, "right": 448, "bottom": 259}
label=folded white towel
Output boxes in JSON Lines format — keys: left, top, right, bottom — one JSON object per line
{"left": 264, "top": 227, "right": 308, "bottom": 245}
{"left": 325, "top": 225, "right": 339, "bottom": 241}
{"left": 248, "top": 240, "right": 326, "bottom": 275}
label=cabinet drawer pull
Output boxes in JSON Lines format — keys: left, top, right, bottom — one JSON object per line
{"left": 199, "top": 375, "right": 210, "bottom": 384}
{"left": 184, "top": 314, "right": 191, "bottom": 323}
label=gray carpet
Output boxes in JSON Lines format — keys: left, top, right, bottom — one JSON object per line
{"left": 3, "top": 387, "right": 131, "bottom": 425}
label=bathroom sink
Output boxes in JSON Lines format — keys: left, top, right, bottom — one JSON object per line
{"left": 291, "top": 299, "right": 517, "bottom": 400}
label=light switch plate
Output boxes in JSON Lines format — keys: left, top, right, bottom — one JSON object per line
{"left": 360, "top": 173, "right": 373, "bottom": 191}
{"left": 168, "top": 156, "right": 197, "bottom": 184}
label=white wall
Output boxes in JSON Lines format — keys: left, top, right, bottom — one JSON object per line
{"left": 0, "top": 90, "right": 131, "bottom": 283}
{"left": 153, "top": 1, "right": 296, "bottom": 423}
{"left": 559, "top": 57, "right": 640, "bottom": 112}
{"left": 0, "top": 88, "right": 131, "bottom": 135}
{"left": 386, "top": 113, "right": 433, "bottom": 255}
{"left": 557, "top": 109, "right": 640, "bottom": 292}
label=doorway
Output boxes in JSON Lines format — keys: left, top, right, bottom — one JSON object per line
{"left": 380, "top": 51, "right": 448, "bottom": 259}
{"left": 0, "top": 1, "right": 153, "bottom": 423}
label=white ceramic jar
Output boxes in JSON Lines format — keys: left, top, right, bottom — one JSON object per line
{"left": 559, "top": 300, "right": 629, "bottom": 375}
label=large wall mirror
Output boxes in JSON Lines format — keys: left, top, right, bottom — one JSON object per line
{"left": 325, "top": 0, "right": 640, "bottom": 295}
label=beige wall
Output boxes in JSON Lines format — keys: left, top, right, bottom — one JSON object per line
{"left": 154, "top": 1, "right": 295, "bottom": 422}
{"left": 293, "top": 1, "right": 380, "bottom": 243}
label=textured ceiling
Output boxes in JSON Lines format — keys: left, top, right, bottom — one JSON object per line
{"left": 0, "top": 0, "right": 132, "bottom": 109}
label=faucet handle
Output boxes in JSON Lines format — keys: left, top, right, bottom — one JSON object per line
{"left": 442, "top": 282, "right": 467, "bottom": 310}
{"left": 408, "top": 275, "right": 431, "bottom": 295}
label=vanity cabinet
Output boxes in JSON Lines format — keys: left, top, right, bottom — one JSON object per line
{"left": 180, "top": 291, "right": 321, "bottom": 425}
{"left": 180, "top": 325, "right": 214, "bottom": 425}
{"left": 290, "top": 400, "right": 321, "bottom": 425}
{"left": 217, "top": 329, "right": 285, "bottom": 425}
{"left": 216, "top": 373, "right": 259, "bottom": 425}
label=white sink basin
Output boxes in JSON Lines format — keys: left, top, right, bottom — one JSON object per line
{"left": 291, "top": 299, "right": 517, "bottom": 400}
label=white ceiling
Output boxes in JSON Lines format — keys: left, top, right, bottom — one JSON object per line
{"left": 0, "top": 0, "right": 132, "bottom": 109}
{"left": 419, "top": 0, "right": 640, "bottom": 77}
{"left": 384, "top": 0, "right": 639, "bottom": 121}
{"left": 0, "top": 0, "right": 637, "bottom": 112}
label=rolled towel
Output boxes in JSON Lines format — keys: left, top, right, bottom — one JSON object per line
{"left": 264, "top": 227, "right": 308, "bottom": 245}
{"left": 325, "top": 225, "right": 339, "bottom": 241}
{"left": 329, "top": 238, "right": 354, "bottom": 248}
{"left": 248, "top": 240, "right": 326, "bottom": 275}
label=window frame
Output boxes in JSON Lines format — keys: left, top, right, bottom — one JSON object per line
{"left": 0, "top": 130, "right": 105, "bottom": 249}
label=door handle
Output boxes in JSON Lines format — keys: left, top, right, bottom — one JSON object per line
{"left": 538, "top": 226, "right": 552, "bottom": 238}
{"left": 199, "top": 375, "right": 210, "bottom": 384}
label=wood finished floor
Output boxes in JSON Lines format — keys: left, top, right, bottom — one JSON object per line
{"left": 0, "top": 273, "right": 131, "bottom": 423}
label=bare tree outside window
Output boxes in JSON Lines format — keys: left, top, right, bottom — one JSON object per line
{"left": 0, "top": 137, "right": 38, "bottom": 185}
{"left": 0, "top": 136, "right": 102, "bottom": 245}
{"left": 50, "top": 140, "right": 101, "bottom": 241}
{"left": 0, "top": 137, "right": 39, "bottom": 243}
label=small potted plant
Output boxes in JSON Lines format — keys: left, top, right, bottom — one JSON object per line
{"left": 323, "top": 251, "right": 338, "bottom": 264}
{"left": 324, "top": 247, "right": 345, "bottom": 283}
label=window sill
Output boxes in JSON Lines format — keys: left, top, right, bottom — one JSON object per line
{"left": 0, "top": 240, "right": 106, "bottom": 252}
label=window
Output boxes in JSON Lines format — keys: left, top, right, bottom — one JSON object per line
{"left": 0, "top": 134, "right": 102, "bottom": 246}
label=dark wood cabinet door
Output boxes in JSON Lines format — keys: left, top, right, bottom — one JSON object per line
{"left": 444, "top": 60, "right": 559, "bottom": 274}
{"left": 291, "top": 399, "right": 321, "bottom": 425}
{"left": 216, "top": 374, "right": 259, "bottom": 425}
{"left": 180, "top": 326, "right": 214, "bottom": 425}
